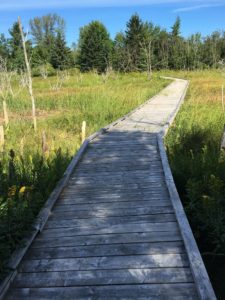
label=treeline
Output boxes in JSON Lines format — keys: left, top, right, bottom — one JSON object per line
{"left": 0, "top": 13, "right": 225, "bottom": 74}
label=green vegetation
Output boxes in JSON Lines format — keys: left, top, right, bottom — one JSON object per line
{"left": 0, "top": 71, "right": 166, "bottom": 278}
{"left": 165, "top": 70, "right": 225, "bottom": 299}
{"left": 77, "top": 21, "right": 112, "bottom": 73}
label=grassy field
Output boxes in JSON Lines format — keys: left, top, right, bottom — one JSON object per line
{"left": 0, "top": 71, "right": 167, "bottom": 279}
{"left": 165, "top": 70, "right": 225, "bottom": 299}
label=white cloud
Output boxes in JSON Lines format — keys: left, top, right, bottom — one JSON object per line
{"left": 173, "top": 2, "right": 225, "bottom": 12}
{"left": 0, "top": 0, "right": 214, "bottom": 11}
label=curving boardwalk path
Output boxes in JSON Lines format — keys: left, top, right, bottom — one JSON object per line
{"left": 4, "top": 79, "right": 216, "bottom": 299}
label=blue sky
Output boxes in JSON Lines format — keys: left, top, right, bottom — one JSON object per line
{"left": 0, "top": 0, "right": 225, "bottom": 46}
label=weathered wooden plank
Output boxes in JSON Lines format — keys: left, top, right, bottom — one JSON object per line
{"left": 73, "top": 169, "right": 164, "bottom": 177}
{"left": 57, "top": 196, "right": 170, "bottom": 206}
{"left": 44, "top": 214, "right": 176, "bottom": 229}
{"left": 76, "top": 165, "right": 162, "bottom": 173}
{"left": 33, "top": 230, "right": 182, "bottom": 248}
{"left": 75, "top": 169, "right": 164, "bottom": 177}
{"left": 66, "top": 182, "right": 165, "bottom": 190}
{"left": 77, "top": 160, "right": 162, "bottom": 166}
{"left": 58, "top": 193, "right": 168, "bottom": 202}
{"left": 84, "top": 151, "right": 158, "bottom": 159}
{"left": 60, "top": 189, "right": 168, "bottom": 198}
{"left": 53, "top": 200, "right": 171, "bottom": 212}
{"left": 88, "top": 143, "right": 157, "bottom": 149}
{"left": 70, "top": 175, "right": 164, "bottom": 183}
{"left": 82, "top": 153, "right": 160, "bottom": 165}
{"left": 86, "top": 149, "right": 159, "bottom": 155}
{"left": 62, "top": 189, "right": 167, "bottom": 198}
{"left": 97, "top": 131, "right": 154, "bottom": 137}
{"left": 40, "top": 222, "right": 178, "bottom": 238}
{"left": 13, "top": 268, "right": 193, "bottom": 288}
{"left": 93, "top": 138, "right": 156, "bottom": 144}
{"left": 50, "top": 206, "right": 174, "bottom": 219}
{"left": 69, "top": 176, "right": 164, "bottom": 185}
{"left": 5, "top": 283, "right": 198, "bottom": 300}
{"left": 76, "top": 165, "right": 163, "bottom": 172}
{"left": 89, "top": 141, "right": 157, "bottom": 148}
{"left": 69, "top": 174, "right": 164, "bottom": 182}
{"left": 26, "top": 241, "right": 184, "bottom": 260}
{"left": 19, "top": 254, "right": 189, "bottom": 272}
{"left": 61, "top": 187, "right": 168, "bottom": 195}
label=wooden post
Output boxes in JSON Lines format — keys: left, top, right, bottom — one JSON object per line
{"left": 81, "top": 121, "right": 86, "bottom": 143}
{"left": 18, "top": 16, "right": 37, "bottom": 132}
{"left": 0, "top": 125, "right": 4, "bottom": 150}
{"left": 3, "top": 100, "right": 9, "bottom": 126}
{"left": 222, "top": 85, "right": 224, "bottom": 113}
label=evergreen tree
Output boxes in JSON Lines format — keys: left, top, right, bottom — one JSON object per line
{"left": 31, "top": 45, "right": 49, "bottom": 67}
{"left": 112, "top": 32, "right": 130, "bottom": 71}
{"left": 171, "top": 17, "right": 181, "bottom": 37}
{"left": 77, "top": 21, "right": 112, "bottom": 73}
{"left": 169, "top": 17, "right": 185, "bottom": 69}
{"left": 8, "top": 22, "right": 26, "bottom": 70}
{"left": 125, "top": 14, "right": 145, "bottom": 71}
{"left": 50, "top": 32, "right": 72, "bottom": 69}
{"left": 0, "top": 34, "right": 9, "bottom": 60}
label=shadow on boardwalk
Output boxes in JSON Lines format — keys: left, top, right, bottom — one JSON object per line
{"left": 5, "top": 130, "right": 199, "bottom": 299}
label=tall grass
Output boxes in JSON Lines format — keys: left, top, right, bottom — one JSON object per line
{"left": 165, "top": 70, "right": 225, "bottom": 299}
{"left": 0, "top": 71, "right": 167, "bottom": 279}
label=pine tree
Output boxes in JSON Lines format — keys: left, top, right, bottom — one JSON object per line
{"left": 8, "top": 22, "right": 24, "bottom": 70}
{"left": 171, "top": 17, "right": 181, "bottom": 37}
{"left": 0, "top": 34, "right": 9, "bottom": 60}
{"left": 50, "top": 32, "right": 72, "bottom": 69}
{"left": 77, "top": 21, "right": 112, "bottom": 73}
{"left": 112, "top": 32, "right": 130, "bottom": 71}
{"left": 169, "top": 17, "right": 185, "bottom": 69}
{"left": 125, "top": 14, "right": 145, "bottom": 71}
{"left": 8, "top": 21, "right": 31, "bottom": 71}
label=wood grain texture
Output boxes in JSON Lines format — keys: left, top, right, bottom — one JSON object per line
{"left": 6, "top": 284, "right": 198, "bottom": 300}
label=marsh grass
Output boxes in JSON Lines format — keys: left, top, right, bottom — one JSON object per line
{"left": 165, "top": 70, "right": 225, "bottom": 299}
{"left": 0, "top": 71, "right": 166, "bottom": 279}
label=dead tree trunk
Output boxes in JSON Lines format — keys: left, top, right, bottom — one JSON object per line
{"left": 141, "top": 40, "right": 153, "bottom": 80}
{"left": 18, "top": 16, "right": 37, "bottom": 132}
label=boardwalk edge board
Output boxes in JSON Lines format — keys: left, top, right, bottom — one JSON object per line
{"left": 158, "top": 79, "right": 217, "bottom": 299}
{"left": 158, "top": 136, "right": 217, "bottom": 300}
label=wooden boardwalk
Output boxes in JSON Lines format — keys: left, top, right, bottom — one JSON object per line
{"left": 3, "top": 79, "right": 216, "bottom": 299}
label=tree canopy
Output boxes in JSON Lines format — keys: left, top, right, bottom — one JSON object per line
{"left": 77, "top": 21, "right": 112, "bottom": 73}
{"left": 0, "top": 13, "right": 225, "bottom": 73}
